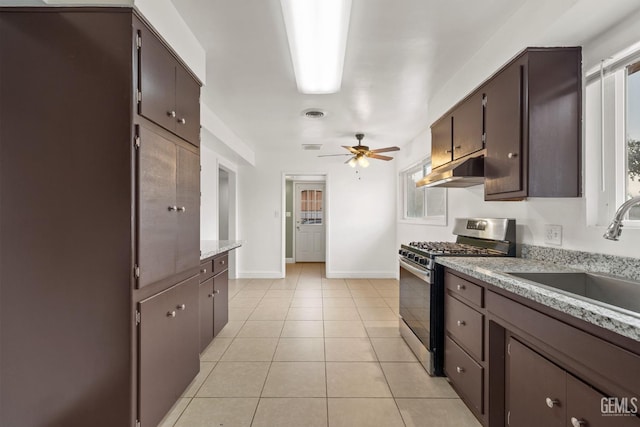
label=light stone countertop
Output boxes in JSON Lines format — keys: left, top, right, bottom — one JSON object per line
{"left": 200, "top": 240, "right": 242, "bottom": 260}
{"left": 435, "top": 256, "right": 640, "bottom": 342}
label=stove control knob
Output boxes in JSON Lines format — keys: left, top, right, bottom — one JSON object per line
{"left": 414, "top": 256, "right": 423, "bottom": 263}
{"left": 398, "top": 249, "right": 403, "bottom": 255}
{"left": 408, "top": 253, "right": 415, "bottom": 260}
{"left": 420, "top": 258, "right": 428, "bottom": 266}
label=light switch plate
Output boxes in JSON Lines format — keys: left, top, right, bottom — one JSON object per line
{"left": 544, "top": 224, "right": 562, "bottom": 246}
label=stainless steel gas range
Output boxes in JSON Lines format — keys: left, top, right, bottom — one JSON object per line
{"left": 398, "top": 218, "right": 516, "bottom": 376}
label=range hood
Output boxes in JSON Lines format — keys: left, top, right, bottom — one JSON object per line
{"left": 417, "top": 151, "right": 485, "bottom": 188}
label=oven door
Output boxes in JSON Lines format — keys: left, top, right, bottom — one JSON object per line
{"left": 399, "top": 258, "right": 432, "bottom": 349}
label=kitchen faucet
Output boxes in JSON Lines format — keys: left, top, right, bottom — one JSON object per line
{"left": 603, "top": 195, "right": 640, "bottom": 240}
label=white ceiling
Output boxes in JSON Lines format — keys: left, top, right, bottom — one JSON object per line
{"left": 171, "top": 0, "right": 528, "bottom": 152}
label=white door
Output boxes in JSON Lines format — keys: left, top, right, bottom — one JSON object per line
{"left": 294, "top": 183, "right": 326, "bottom": 262}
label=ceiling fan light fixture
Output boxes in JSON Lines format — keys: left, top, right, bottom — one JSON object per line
{"left": 357, "top": 155, "right": 369, "bottom": 168}
{"left": 348, "top": 157, "right": 358, "bottom": 167}
{"left": 280, "top": 0, "right": 352, "bottom": 94}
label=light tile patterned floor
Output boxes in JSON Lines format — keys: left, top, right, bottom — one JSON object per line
{"left": 160, "top": 263, "right": 480, "bottom": 427}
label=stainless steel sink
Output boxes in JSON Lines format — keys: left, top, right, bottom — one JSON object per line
{"left": 507, "top": 272, "right": 640, "bottom": 316}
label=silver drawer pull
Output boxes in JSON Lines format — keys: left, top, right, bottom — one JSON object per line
{"left": 168, "top": 206, "right": 178, "bottom": 211}
{"left": 221, "top": 260, "right": 226, "bottom": 265}
{"left": 456, "top": 366, "right": 465, "bottom": 374}
{"left": 546, "top": 397, "right": 559, "bottom": 408}
{"left": 445, "top": 149, "right": 453, "bottom": 154}
{"left": 167, "top": 310, "right": 176, "bottom": 318}
{"left": 201, "top": 268, "right": 207, "bottom": 274}
{"left": 178, "top": 118, "right": 186, "bottom": 125}
{"left": 177, "top": 206, "right": 186, "bottom": 212}
{"left": 454, "top": 145, "right": 461, "bottom": 149}
{"left": 508, "top": 152, "right": 518, "bottom": 159}
{"left": 571, "top": 417, "right": 586, "bottom": 427}
{"left": 167, "top": 110, "right": 176, "bottom": 118}
{"left": 457, "top": 320, "right": 466, "bottom": 327}
{"left": 457, "top": 284, "right": 465, "bottom": 291}
{"left": 208, "top": 293, "right": 214, "bottom": 298}
{"left": 177, "top": 304, "right": 186, "bottom": 310}
{"left": 214, "top": 289, "right": 220, "bottom": 294}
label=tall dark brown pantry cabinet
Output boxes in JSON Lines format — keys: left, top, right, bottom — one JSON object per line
{"left": 0, "top": 8, "right": 201, "bottom": 427}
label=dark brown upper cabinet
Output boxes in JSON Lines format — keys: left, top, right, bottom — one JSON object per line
{"left": 484, "top": 47, "right": 582, "bottom": 200}
{"left": 452, "top": 90, "right": 485, "bottom": 160}
{"left": 137, "top": 20, "right": 201, "bottom": 147}
{"left": 137, "top": 125, "right": 200, "bottom": 289}
{"left": 431, "top": 115, "right": 453, "bottom": 169}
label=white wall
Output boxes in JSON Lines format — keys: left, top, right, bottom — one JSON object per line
{"left": 237, "top": 148, "right": 398, "bottom": 278}
{"left": 397, "top": 0, "right": 640, "bottom": 260}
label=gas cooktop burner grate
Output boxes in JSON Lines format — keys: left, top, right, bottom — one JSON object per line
{"left": 407, "top": 241, "right": 504, "bottom": 255}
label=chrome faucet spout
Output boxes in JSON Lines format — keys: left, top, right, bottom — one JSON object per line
{"left": 603, "top": 195, "right": 640, "bottom": 240}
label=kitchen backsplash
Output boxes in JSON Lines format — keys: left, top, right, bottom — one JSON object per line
{"left": 520, "top": 244, "right": 640, "bottom": 281}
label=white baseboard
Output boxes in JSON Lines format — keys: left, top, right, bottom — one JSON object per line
{"left": 325, "top": 270, "right": 398, "bottom": 279}
{"left": 285, "top": 258, "right": 295, "bottom": 264}
{"left": 237, "top": 271, "right": 285, "bottom": 279}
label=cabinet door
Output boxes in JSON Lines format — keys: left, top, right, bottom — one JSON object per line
{"left": 431, "top": 116, "right": 452, "bottom": 169}
{"left": 566, "top": 374, "right": 640, "bottom": 427}
{"left": 139, "top": 276, "right": 200, "bottom": 427}
{"left": 452, "top": 91, "right": 484, "bottom": 159}
{"left": 176, "top": 146, "right": 200, "bottom": 273}
{"left": 213, "top": 270, "right": 229, "bottom": 337}
{"left": 175, "top": 65, "right": 201, "bottom": 146}
{"left": 137, "top": 23, "right": 176, "bottom": 133}
{"left": 138, "top": 126, "right": 177, "bottom": 288}
{"left": 199, "top": 278, "right": 214, "bottom": 352}
{"left": 484, "top": 58, "right": 526, "bottom": 197}
{"left": 507, "top": 337, "right": 565, "bottom": 427}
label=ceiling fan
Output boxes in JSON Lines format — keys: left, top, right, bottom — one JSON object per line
{"left": 318, "top": 133, "right": 400, "bottom": 167}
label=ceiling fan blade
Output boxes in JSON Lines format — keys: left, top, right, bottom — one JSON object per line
{"left": 370, "top": 146, "right": 400, "bottom": 153}
{"left": 368, "top": 153, "right": 394, "bottom": 161}
{"left": 342, "top": 145, "right": 360, "bottom": 154}
{"left": 318, "top": 153, "right": 352, "bottom": 157}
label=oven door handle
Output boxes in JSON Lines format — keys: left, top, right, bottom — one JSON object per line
{"left": 399, "top": 258, "right": 432, "bottom": 283}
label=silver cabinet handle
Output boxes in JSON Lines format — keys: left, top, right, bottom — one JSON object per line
{"left": 168, "top": 206, "right": 178, "bottom": 211}
{"left": 454, "top": 145, "right": 462, "bottom": 149}
{"left": 177, "top": 304, "right": 186, "bottom": 310}
{"left": 167, "top": 110, "right": 176, "bottom": 118}
{"left": 445, "top": 149, "right": 453, "bottom": 154}
{"left": 178, "top": 118, "right": 186, "bottom": 125}
{"left": 457, "top": 320, "right": 466, "bottom": 327}
{"left": 571, "top": 417, "right": 586, "bottom": 427}
{"left": 177, "top": 206, "right": 186, "bottom": 212}
{"left": 167, "top": 310, "right": 176, "bottom": 318}
{"left": 221, "top": 260, "right": 225, "bottom": 265}
{"left": 214, "top": 289, "right": 220, "bottom": 294}
{"left": 456, "top": 366, "right": 465, "bottom": 374}
{"left": 508, "top": 152, "right": 518, "bottom": 159}
{"left": 208, "top": 293, "right": 214, "bottom": 298}
{"left": 201, "top": 268, "right": 207, "bottom": 274}
{"left": 457, "top": 284, "right": 465, "bottom": 291}
{"left": 546, "top": 397, "right": 559, "bottom": 408}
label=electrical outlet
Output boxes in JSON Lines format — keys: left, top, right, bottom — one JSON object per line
{"left": 544, "top": 224, "right": 562, "bottom": 246}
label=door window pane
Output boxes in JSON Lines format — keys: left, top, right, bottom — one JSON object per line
{"left": 300, "top": 190, "right": 323, "bottom": 224}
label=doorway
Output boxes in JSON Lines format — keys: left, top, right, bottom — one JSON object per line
{"left": 283, "top": 174, "right": 328, "bottom": 274}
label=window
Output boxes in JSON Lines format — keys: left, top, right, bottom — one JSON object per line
{"left": 300, "top": 189, "right": 323, "bottom": 224}
{"left": 400, "top": 159, "right": 447, "bottom": 224}
{"left": 626, "top": 61, "right": 640, "bottom": 219}
{"left": 585, "top": 45, "right": 640, "bottom": 226}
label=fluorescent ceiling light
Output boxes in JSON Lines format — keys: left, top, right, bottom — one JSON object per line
{"left": 280, "top": 0, "right": 352, "bottom": 94}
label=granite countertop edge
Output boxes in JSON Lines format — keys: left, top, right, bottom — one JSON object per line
{"left": 435, "top": 257, "right": 640, "bottom": 342}
{"left": 200, "top": 240, "right": 243, "bottom": 260}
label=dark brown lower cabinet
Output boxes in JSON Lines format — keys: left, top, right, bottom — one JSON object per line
{"left": 199, "top": 253, "right": 230, "bottom": 351}
{"left": 507, "top": 337, "right": 565, "bottom": 427}
{"left": 199, "top": 277, "right": 215, "bottom": 352}
{"left": 139, "top": 276, "right": 200, "bottom": 427}
{"left": 507, "top": 336, "right": 640, "bottom": 427}
{"left": 213, "top": 269, "right": 229, "bottom": 337}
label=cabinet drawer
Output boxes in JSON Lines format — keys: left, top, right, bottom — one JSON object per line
{"left": 445, "top": 336, "right": 484, "bottom": 415}
{"left": 213, "top": 253, "right": 228, "bottom": 276}
{"left": 446, "top": 294, "right": 484, "bottom": 361}
{"left": 199, "top": 260, "right": 214, "bottom": 283}
{"left": 567, "top": 374, "right": 640, "bottom": 427}
{"left": 446, "top": 273, "right": 483, "bottom": 307}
